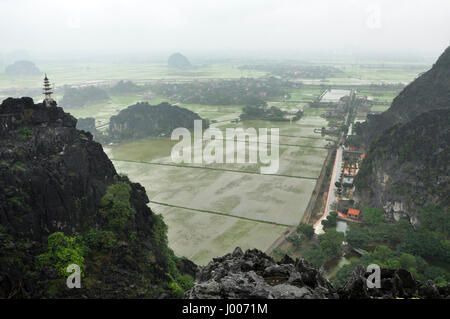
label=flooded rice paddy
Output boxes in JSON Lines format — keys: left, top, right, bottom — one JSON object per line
{"left": 105, "top": 108, "right": 333, "bottom": 265}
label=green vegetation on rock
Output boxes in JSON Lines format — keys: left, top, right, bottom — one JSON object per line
{"left": 37, "top": 232, "right": 85, "bottom": 277}
{"left": 100, "top": 182, "right": 136, "bottom": 232}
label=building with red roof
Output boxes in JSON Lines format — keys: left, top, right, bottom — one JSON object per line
{"left": 347, "top": 208, "right": 360, "bottom": 218}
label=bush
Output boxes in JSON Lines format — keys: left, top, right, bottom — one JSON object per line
{"left": 301, "top": 245, "right": 327, "bottom": 268}
{"left": 168, "top": 276, "right": 185, "bottom": 298}
{"left": 176, "top": 273, "right": 194, "bottom": 291}
{"left": 151, "top": 214, "right": 194, "bottom": 296}
{"left": 286, "top": 233, "right": 303, "bottom": 248}
{"left": 37, "top": 232, "right": 85, "bottom": 277}
{"left": 100, "top": 182, "right": 135, "bottom": 232}
{"left": 78, "top": 229, "right": 117, "bottom": 252}
{"left": 318, "top": 229, "right": 344, "bottom": 258}
{"left": 321, "top": 211, "right": 338, "bottom": 229}
{"left": 346, "top": 227, "right": 370, "bottom": 249}
{"left": 297, "top": 224, "right": 314, "bottom": 240}
{"left": 152, "top": 213, "right": 169, "bottom": 252}
{"left": 362, "top": 206, "right": 384, "bottom": 225}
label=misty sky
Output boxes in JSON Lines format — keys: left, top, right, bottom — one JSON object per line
{"left": 1, "top": 0, "right": 449, "bottom": 59}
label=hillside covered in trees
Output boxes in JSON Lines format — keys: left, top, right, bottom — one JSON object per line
{"left": 334, "top": 205, "right": 449, "bottom": 288}
{"left": 149, "top": 77, "right": 298, "bottom": 106}
{"left": 61, "top": 86, "right": 110, "bottom": 109}
{"left": 109, "top": 102, "right": 207, "bottom": 140}
{"left": 109, "top": 80, "right": 146, "bottom": 95}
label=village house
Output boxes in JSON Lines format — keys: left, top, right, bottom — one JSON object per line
{"left": 336, "top": 200, "right": 362, "bottom": 221}
{"left": 347, "top": 208, "right": 361, "bottom": 219}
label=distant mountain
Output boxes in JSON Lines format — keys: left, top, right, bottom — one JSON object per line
{"left": 356, "top": 46, "right": 450, "bottom": 144}
{"left": 4, "top": 60, "right": 41, "bottom": 75}
{"left": 168, "top": 53, "right": 191, "bottom": 69}
{"left": 355, "top": 109, "right": 449, "bottom": 222}
{"left": 109, "top": 102, "right": 208, "bottom": 140}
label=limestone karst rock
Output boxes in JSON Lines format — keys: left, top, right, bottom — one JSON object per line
{"left": 168, "top": 52, "right": 191, "bottom": 69}
{"left": 357, "top": 46, "right": 450, "bottom": 144}
{"left": 4, "top": 60, "right": 41, "bottom": 75}
{"left": 0, "top": 97, "right": 191, "bottom": 298}
{"left": 109, "top": 102, "right": 208, "bottom": 140}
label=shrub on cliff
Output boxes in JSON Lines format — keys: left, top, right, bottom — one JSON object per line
{"left": 99, "top": 182, "right": 136, "bottom": 233}
{"left": 37, "top": 232, "right": 85, "bottom": 277}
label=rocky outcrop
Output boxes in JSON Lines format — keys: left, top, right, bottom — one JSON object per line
{"left": 188, "top": 248, "right": 449, "bottom": 299}
{"left": 0, "top": 97, "right": 190, "bottom": 298}
{"left": 339, "top": 265, "right": 450, "bottom": 299}
{"left": 109, "top": 102, "right": 208, "bottom": 140}
{"left": 355, "top": 109, "right": 449, "bottom": 221}
{"left": 188, "top": 248, "right": 338, "bottom": 299}
{"left": 4, "top": 61, "right": 41, "bottom": 76}
{"left": 354, "top": 46, "right": 450, "bottom": 222}
{"left": 356, "top": 46, "right": 450, "bottom": 144}
{"left": 168, "top": 53, "right": 191, "bottom": 69}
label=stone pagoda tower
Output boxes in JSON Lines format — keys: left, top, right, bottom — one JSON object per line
{"left": 43, "top": 74, "right": 54, "bottom": 107}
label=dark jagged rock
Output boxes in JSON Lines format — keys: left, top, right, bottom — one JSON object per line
{"left": 177, "top": 258, "right": 198, "bottom": 279}
{"left": 0, "top": 97, "right": 191, "bottom": 298}
{"left": 188, "top": 248, "right": 449, "bottom": 299}
{"left": 338, "top": 265, "right": 449, "bottom": 299}
{"left": 188, "top": 248, "right": 338, "bottom": 299}
{"left": 168, "top": 53, "right": 191, "bottom": 69}
{"left": 109, "top": 102, "right": 208, "bottom": 140}
{"left": 356, "top": 46, "right": 450, "bottom": 144}
{"left": 355, "top": 109, "right": 449, "bottom": 221}
{"left": 76, "top": 117, "right": 97, "bottom": 138}
{"left": 4, "top": 60, "right": 41, "bottom": 76}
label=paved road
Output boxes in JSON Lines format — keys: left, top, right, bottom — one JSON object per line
{"left": 313, "top": 145, "right": 343, "bottom": 234}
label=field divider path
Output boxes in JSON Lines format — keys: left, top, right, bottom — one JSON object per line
{"left": 110, "top": 158, "right": 318, "bottom": 180}
{"left": 278, "top": 134, "right": 327, "bottom": 140}
{"left": 149, "top": 200, "right": 294, "bottom": 227}
{"left": 195, "top": 137, "right": 328, "bottom": 149}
